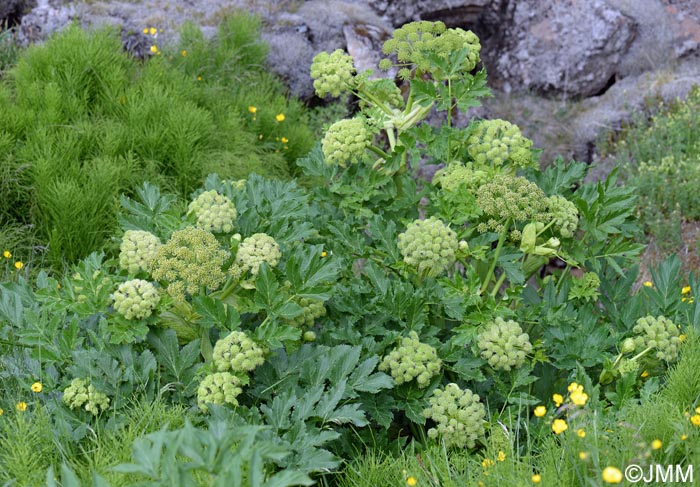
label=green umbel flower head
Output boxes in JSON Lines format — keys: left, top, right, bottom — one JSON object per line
{"left": 379, "top": 331, "right": 441, "bottom": 388}
{"left": 422, "top": 383, "right": 486, "bottom": 448}
{"left": 119, "top": 230, "right": 161, "bottom": 274}
{"left": 197, "top": 372, "right": 243, "bottom": 412}
{"left": 212, "top": 331, "right": 265, "bottom": 374}
{"left": 188, "top": 190, "right": 237, "bottom": 234}
{"left": 398, "top": 217, "right": 458, "bottom": 277}
{"left": 310, "top": 49, "right": 356, "bottom": 98}
{"left": 432, "top": 163, "right": 488, "bottom": 193}
{"left": 286, "top": 297, "right": 326, "bottom": 327}
{"left": 477, "top": 317, "right": 532, "bottom": 371}
{"left": 229, "top": 233, "right": 281, "bottom": 278}
{"left": 475, "top": 174, "right": 548, "bottom": 232}
{"left": 150, "top": 227, "right": 229, "bottom": 301}
{"left": 62, "top": 378, "right": 110, "bottom": 416}
{"left": 322, "top": 117, "right": 371, "bottom": 167}
{"left": 467, "top": 120, "right": 535, "bottom": 170}
{"left": 113, "top": 279, "right": 159, "bottom": 320}
{"left": 548, "top": 195, "right": 579, "bottom": 238}
{"left": 632, "top": 315, "right": 682, "bottom": 362}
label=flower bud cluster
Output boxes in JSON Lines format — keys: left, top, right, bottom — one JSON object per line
{"left": 150, "top": 227, "right": 229, "bottom": 301}
{"left": 467, "top": 120, "right": 534, "bottom": 170}
{"left": 379, "top": 331, "right": 441, "bottom": 387}
{"left": 113, "top": 279, "right": 159, "bottom": 320}
{"left": 432, "top": 164, "right": 488, "bottom": 193}
{"left": 119, "top": 230, "right": 161, "bottom": 274}
{"left": 547, "top": 195, "right": 579, "bottom": 238}
{"left": 632, "top": 315, "right": 682, "bottom": 362}
{"left": 310, "top": 49, "right": 356, "bottom": 98}
{"left": 475, "top": 174, "right": 548, "bottom": 232}
{"left": 196, "top": 372, "right": 243, "bottom": 412}
{"left": 229, "top": 233, "right": 281, "bottom": 278}
{"left": 286, "top": 297, "right": 326, "bottom": 327}
{"left": 422, "top": 383, "right": 485, "bottom": 448}
{"left": 397, "top": 217, "right": 458, "bottom": 277}
{"left": 212, "top": 331, "right": 265, "bottom": 374}
{"left": 188, "top": 190, "right": 237, "bottom": 234}
{"left": 322, "top": 118, "right": 371, "bottom": 167}
{"left": 477, "top": 317, "right": 532, "bottom": 371}
{"left": 62, "top": 378, "right": 110, "bottom": 416}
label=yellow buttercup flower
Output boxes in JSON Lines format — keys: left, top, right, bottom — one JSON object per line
{"left": 651, "top": 439, "right": 662, "bottom": 450}
{"left": 197, "top": 76, "right": 203, "bottom": 81}
{"left": 281, "top": 137, "right": 289, "bottom": 144}
{"left": 553, "top": 394, "right": 564, "bottom": 407}
{"left": 16, "top": 402, "right": 27, "bottom": 412}
{"left": 643, "top": 281, "right": 653, "bottom": 288}
{"left": 682, "top": 286, "right": 691, "bottom": 295}
{"left": 497, "top": 451, "right": 506, "bottom": 462}
{"left": 248, "top": 106, "right": 257, "bottom": 114}
{"left": 407, "top": 477, "right": 417, "bottom": 486}
{"left": 641, "top": 370, "right": 649, "bottom": 378}
{"left": 552, "top": 419, "right": 568, "bottom": 434}
{"left": 31, "top": 382, "right": 42, "bottom": 393}
{"left": 680, "top": 334, "right": 687, "bottom": 342}
{"left": 681, "top": 434, "right": 688, "bottom": 441}
{"left": 2, "top": 250, "right": 10, "bottom": 258}
{"left": 690, "top": 414, "right": 700, "bottom": 426}
{"left": 482, "top": 458, "right": 494, "bottom": 468}
{"left": 321, "top": 251, "right": 328, "bottom": 257}
{"left": 149, "top": 27, "right": 157, "bottom": 35}
{"left": 181, "top": 50, "right": 187, "bottom": 57}
{"left": 695, "top": 406, "right": 700, "bottom": 414}
{"left": 531, "top": 474, "right": 541, "bottom": 483}
{"left": 579, "top": 451, "right": 589, "bottom": 460}
{"left": 570, "top": 389, "right": 588, "bottom": 406}
{"left": 0, "top": 408, "right": 4, "bottom": 415}
{"left": 150, "top": 45, "right": 159, "bottom": 54}
{"left": 142, "top": 27, "right": 149, "bottom": 34}
{"left": 275, "top": 113, "right": 285, "bottom": 122}
{"left": 14, "top": 261, "right": 23, "bottom": 270}
{"left": 534, "top": 405, "right": 546, "bottom": 417}
{"left": 602, "top": 466, "right": 622, "bottom": 484}
{"left": 577, "top": 428, "right": 586, "bottom": 438}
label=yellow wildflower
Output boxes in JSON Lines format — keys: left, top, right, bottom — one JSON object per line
{"left": 682, "top": 286, "right": 691, "bottom": 294}
{"left": 695, "top": 406, "right": 700, "bottom": 414}
{"left": 553, "top": 394, "right": 564, "bottom": 407}
{"left": 552, "top": 419, "right": 568, "bottom": 434}
{"left": 643, "top": 281, "right": 653, "bottom": 288}
{"left": 142, "top": 27, "right": 149, "bottom": 34}
{"left": 534, "top": 405, "right": 547, "bottom": 417}
{"left": 14, "top": 261, "right": 23, "bottom": 270}
{"left": 602, "top": 466, "right": 622, "bottom": 484}
{"left": 407, "top": 477, "right": 417, "bottom": 486}
{"left": 680, "top": 334, "right": 687, "bottom": 342}
{"left": 16, "top": 402, "right": 27, "bottom": 412}
{"left": 31, "top": 382, "right": 42, "bottom": 393}
{"left": 321, "top": 251, "right": 328, "bottom": 257}
{"left": 248, "top": 106, "right": 257, "bottom": 114}
{"left": 651, "top": 439, "right": 662, "bottom": 450}
{"left": 579, "top": 451, "right": 589, "bottom": 460}
{"left": 641, "top": 370, "right": 649, "bottom": 378}
{"left": 482, "top": 458, "right": 494, "bottom": 468}
{"left": 498, "top": 451, "right": 506, "bottom": 462}
{"left": 149, "top": 27, "right": 157, "bottom": 35}
{"left": 150, "top": 45, "right": 159, "bottom": 54}
{"left": 281, "top": 137, "right": 289, "bottom": 144}
{"left": 577, "top": 428, "right": 586, "bottom": 438}
{"left": 275, "top": 113, "right": 286, "bottom": 122}
{"left": 531, "top": 474, "right": 541, "bottom": 483}
{"left": 570, "top": 390, "right": 588, "bottom": 406}
{"left": 197, "top": 76, "right": 202, "bottom": 81}
{"left": 690, "top": 414, "right": 700, "bottom": 426}
{"left": 181, "top": 50, "right": 187, "bottom": 57}
{"left": 681, "top": 434, "right": 688, "bottom": 441}
{"left": 3, "top": 250, "right": 10, "bottom": 258}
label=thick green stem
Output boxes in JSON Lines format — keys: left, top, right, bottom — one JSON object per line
{"left": 490, "top": 271, "right": 508, "bottom": 298}
{"left": 480, "top": 219, "right": 510, "bottom": 295}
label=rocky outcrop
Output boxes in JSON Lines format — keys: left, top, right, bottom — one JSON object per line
{"left": 494, "top": 0, "right": 636, "bottom": 98}
{"left": 0, "top": 0, "right": 36, "bottom": 27}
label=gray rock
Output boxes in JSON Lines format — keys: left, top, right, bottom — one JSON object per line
{"left": 494, "top": 0, "right": 637, "bottom": 98}
{"left": 368, "top": 0, "right": 490, "bottom": 26}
